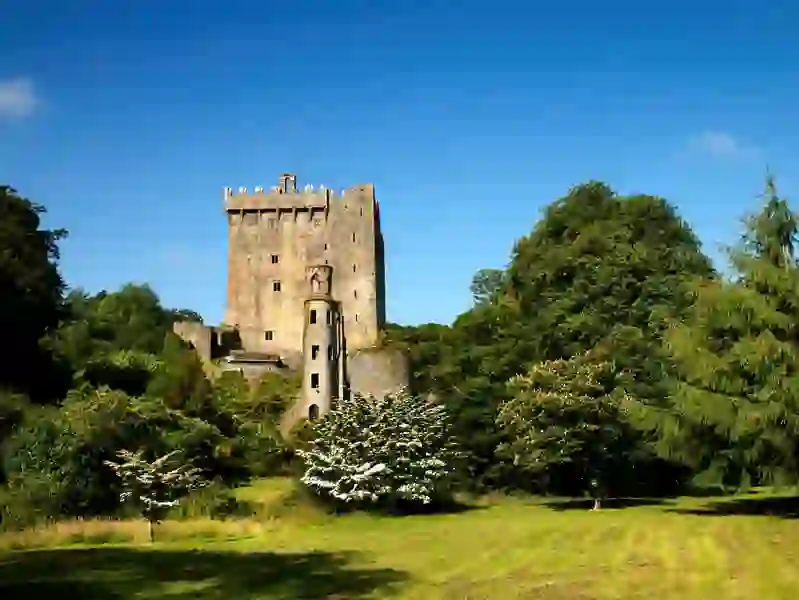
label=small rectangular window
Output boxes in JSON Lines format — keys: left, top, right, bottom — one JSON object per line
{"left": 324, "top": 243, "right": 328, "bottom": 250}
{"left": 264, "top": 330, "right": 273, "bottom": 341}
{"left": 311, "top": 373, "right": 319, "bottom": 389}
{"left": 326, "top": 310, "right": 332, "bottom": 325}
{"left": 273, "top": 281, "right": 281, "bottom": 292}
{"left": 353, "top": 264, "right": 357, "bottom": 272}
{"left": 310, "top": 310, "right": 317, "bottom": 324}
{"left": 354, "top": 289, "right": 358, "bottom": 299}
{"left": 327, "top": 344, "right": 333, "bottom": 360}
{"left": 271, "top": 254, "right": 279, "bottom": 264}
{"left": 352, "top": 232, "right": 356, "bottom": 242}
{"left": 355, "top": 313, "right": 360, "bottom": 323}
{"left": 311, "top": 345, "right": 320, "bottom": 359}
{"left": 360, "top": 207, "right": 363, "bottom": 216}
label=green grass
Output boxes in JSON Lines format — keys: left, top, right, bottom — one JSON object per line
{"left": 1, "top": 479, "right": 799, "bottom": 599}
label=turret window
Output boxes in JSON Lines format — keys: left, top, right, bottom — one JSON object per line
{"left": 273, "top": 281, "right": 281, "bottom": 292}
{"left": 310, "top": 310, "right": 317, "bottom": 324}
{"left": 264, "top": 330, "right": 273, "bottom": 341}
{"left": 311, "top": 373, "right": 319, "bottom": 389}
{"left": 311, "top": 345, "right": 320, "bottom": 359}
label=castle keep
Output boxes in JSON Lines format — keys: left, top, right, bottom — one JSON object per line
{"left": 174, "top": 173, "right": 408, "bottom": 429}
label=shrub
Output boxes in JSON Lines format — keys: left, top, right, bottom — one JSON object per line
{"left": 298, "top": 391, "right": 460, "bottom": 511}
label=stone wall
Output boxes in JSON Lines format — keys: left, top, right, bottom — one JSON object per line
{"left": 172, "top": 321, "right": 213, "bottom": 361}
{"left": 347, "top": 346, "right": 410, "bottom": 400}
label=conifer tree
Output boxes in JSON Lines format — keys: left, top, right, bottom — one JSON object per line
{"left": 653, "top": 175, "right": 799, "bottom": 487}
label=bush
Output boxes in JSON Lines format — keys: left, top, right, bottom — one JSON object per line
{"left": 298, "top": 391, "right": 461, "bottom": 511}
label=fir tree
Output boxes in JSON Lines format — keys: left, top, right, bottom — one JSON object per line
{"left": 653, "top": 175, "right": 799, "bottom": 487}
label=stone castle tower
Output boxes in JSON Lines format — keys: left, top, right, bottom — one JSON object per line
{"left": 174, "top": 172, "right": 408, "bottom": 429}
{"left": 224, "top": 172, "right": 385, "bottom": 359}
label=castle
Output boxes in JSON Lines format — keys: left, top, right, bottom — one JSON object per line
{"left": 174, "top": 173, "right": 409, "bottom": 430}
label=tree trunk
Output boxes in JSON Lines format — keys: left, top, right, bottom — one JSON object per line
{"left": 148, "top": 516, "right": 155, "bottom": 543}
{"left": 592, "top": 497, "right": 601, "bottom": 510}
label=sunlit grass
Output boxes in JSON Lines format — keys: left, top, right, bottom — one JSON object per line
{"left": 1, "top": 478, "right": 798, "bottom": 599}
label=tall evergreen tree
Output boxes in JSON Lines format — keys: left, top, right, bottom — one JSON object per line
{"left": 652, "top": 175, "right": 799, "bottom": 487}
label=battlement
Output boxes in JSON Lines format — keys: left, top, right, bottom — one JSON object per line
{"left": 223, "top": 174, "right": 375, "bottom": 212}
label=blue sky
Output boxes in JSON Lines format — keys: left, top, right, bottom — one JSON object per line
{"left": 2, "top": 0, "right": 797, "bottom": 326}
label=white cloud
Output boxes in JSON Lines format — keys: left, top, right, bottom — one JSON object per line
{"left": 685, "top": 131, "right": 760, "bottom": 159}
{"left": 0, "top": 77, "right": 39, "bottom": 119}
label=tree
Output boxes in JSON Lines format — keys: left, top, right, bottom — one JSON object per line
{"left": 652, "top": 175, "right": 799, "bottom": 487}
{"left": 497, "top": 354, "right": 640, "bottom": 508}
{"left": 469, "top": 268, "right": 505, "bottom": 305}
{"left": 396, "top": 182, "right": 715, "bottom": 490}
{"left": 298, "top": 391, "right": 461, "bottom": 509}
{"left": 104, "top": 449, "right": 207, "bottom": 542}
{"left": 0, "top": 185, "right": 67, "bottom": 401}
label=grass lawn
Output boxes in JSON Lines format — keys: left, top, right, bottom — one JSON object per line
{"left": 1, "top": 479, "right": 798, "bottom": 599}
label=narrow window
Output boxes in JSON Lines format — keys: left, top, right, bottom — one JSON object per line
{"left": 264, "top": 330, "right": 273, "bottom": 341}
{"left": 311, "top": 345, "right": 320, "bottom": 359}
{"left": 271, "top": 254, "right": 279, "bottom": 264}
{"left": 354, "top": 289, "right": 358, "bottom": 299}
{"left": 309, "top": 404, "right": 320, "bottom": 420}
{"left": 310, "top": 310, "right": 317, "bottom": 324}
{"left": 273, "top": 281, "right": 281, "bottom": 292}
{"left": 326, "top": 310, "right": 332, "bottom": 325}
{"left": 352, "top": 232, "right": 356, "bottom": 242}
{"left": 360, "top": 207, "right": 363, "bottom": 216}
{"left": 352, "top": 263, "right": 357, "bottom": 273}
{"left": 324, "top": 243, "right": 328, "bottom": 250}
{"left": 311, "top": 373, "right": 319, "bottom": 389}
{"left": 327, "top": 344, "right": 333, "bottom": 360}
{"left": 355, "top": 313, "right": 360, "bottom": 323}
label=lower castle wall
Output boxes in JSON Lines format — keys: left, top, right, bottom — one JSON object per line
{"left": 347, "top": 347, "right": 410, "bottom": 399}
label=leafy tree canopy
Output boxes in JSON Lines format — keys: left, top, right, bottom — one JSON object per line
{"left": 0, "top": 185, "right": 67, "bottom": 400}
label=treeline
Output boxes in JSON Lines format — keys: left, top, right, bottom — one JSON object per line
{"left": 0, "top": 185, "right": 301, "bottom": 527}
{"left": 386, "top": 177, "right": 799, "bottom": 496}
{"left": 2, "top": 176, "right": 799, "bottom": 525}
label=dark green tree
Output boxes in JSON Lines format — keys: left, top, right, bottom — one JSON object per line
{"left": 650, "top": 175, "right": 799, "bottom": 488}
{"left": 0, "top": 185, "right": 67, "bottom": 401}
{"left": 400, "top": 182, "right": 714, "bottom": 490}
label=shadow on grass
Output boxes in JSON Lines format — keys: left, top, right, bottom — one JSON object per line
{"left": 671, "top": 495, "right": 799, "bottom": 519}
{"left": 0, "top": 547, "right": 408, "bottom": 599}
{"left": 543, "top": 497, "right": 671, "bottom": 511}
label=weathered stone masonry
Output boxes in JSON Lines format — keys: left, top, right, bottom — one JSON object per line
{"left": 174, "top": 173, "right": 408, "bottom": 430}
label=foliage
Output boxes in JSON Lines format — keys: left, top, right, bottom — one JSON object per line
{"left": 389, "top": 183, "right": 714, "bottom": 490}
{"left": 105, "top": 448, "right": 207, "bottom": 541}
{"left": 497, "top": 354, "right": 641, "bottom": 506}
{"left": 298, "top": 391, "right": 461, "bottom": 509}
{"left": 469, "top": 267, "right": 505, "bottom": 305}
{"left": 651, "top": 176, "right": 799, "bottom": 488}
{"left": 0, "top": 185, "right": 68, "bottom": 402}
{"left": 1, "top": 381, "right": 288, "bottom": 524}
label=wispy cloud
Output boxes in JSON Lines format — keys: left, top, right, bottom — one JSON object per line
{"left": 684, "top": 131, "right": 761, "bottom": 159}
{"left": 0, "top": 77, "right": 39, "bottom": 119}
